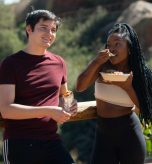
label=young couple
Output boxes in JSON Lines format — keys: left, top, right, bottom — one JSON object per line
{"left": 0, "top": 9, "right": 152, "bottom": 164}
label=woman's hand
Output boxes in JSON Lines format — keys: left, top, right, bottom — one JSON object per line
{"left": 94, "top": 49, "right": 110, "bottom": 66}
{"left": 76, "top": 49, "right": 111, "bottom": 92}
{"left": 102, "top": 72, "right": 140, "bottom": 109}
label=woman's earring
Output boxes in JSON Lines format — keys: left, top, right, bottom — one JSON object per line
{"left": 128, "top": 51, "right": 131, "bottom": 55}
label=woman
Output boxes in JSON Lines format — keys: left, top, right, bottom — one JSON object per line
{"left": 76, "top": 23, "right": 152, "bottom": 164}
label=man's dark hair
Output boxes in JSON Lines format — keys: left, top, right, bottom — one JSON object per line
{"left": 25, "top": 10, "right": 61, "bottom": 37}
{"left": 107, "top": 23, "right": 152, "bottom": 123}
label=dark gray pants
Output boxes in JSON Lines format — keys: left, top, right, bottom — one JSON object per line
{"left": 3, "top": 139, "right": 74, "bottom": 164}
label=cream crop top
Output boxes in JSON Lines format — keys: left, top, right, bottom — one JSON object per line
{"left": 95, "top": 81, "right": 134, "bottom": 107}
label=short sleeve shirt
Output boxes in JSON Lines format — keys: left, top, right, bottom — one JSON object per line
{"left": 0, "top": 50, "right": 67, "bottom": 140}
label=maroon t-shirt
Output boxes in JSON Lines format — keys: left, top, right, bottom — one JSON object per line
{"left": 0, "top": 50, "right": 67, "bottom": 140}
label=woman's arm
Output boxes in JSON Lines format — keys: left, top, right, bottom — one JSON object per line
{"left": 104, "top": 73, "right": 140, "bottom": 110}
{"left": 120, "top": 74, "right": 140, "bottom": 109}
{"left": 124, "top": 85, "right": 140, "bottom": 110}
{"left": 76, "top": 50, "right": 110, "bottom": 92}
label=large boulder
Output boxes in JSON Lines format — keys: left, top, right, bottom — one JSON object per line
{"left": 117, "top": 0, "right": 152, "bottom": 58}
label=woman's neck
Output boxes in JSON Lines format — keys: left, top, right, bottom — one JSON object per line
{"left": 115, "top": 61, "right": 130, "bottom": 73}
{"left": 103, "top": 61, "right": 130, "bottom": 73}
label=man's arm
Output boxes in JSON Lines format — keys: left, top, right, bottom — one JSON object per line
{"left": 0, "top": 84, "right": 71, "bottom": 123}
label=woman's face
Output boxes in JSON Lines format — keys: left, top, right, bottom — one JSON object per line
{"left": 106, "top": 33, "right": 129, "bottom": 66}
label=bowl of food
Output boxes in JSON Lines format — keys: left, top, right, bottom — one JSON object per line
{"left": 99, "top": 72, "right": 130, "bottom": 82}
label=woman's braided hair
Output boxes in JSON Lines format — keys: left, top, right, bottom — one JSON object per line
{"left": 108, "top": 23, "right": 152, "bottom": 123}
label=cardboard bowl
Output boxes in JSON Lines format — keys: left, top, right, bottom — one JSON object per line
{"left": 100, "top": 72, "right": 130, "bottom": 82}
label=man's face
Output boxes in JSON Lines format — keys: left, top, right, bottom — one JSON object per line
{"left": 27, "top": 19, "right": 57, "bottom": 48}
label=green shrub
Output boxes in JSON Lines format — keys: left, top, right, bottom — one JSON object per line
{"left": 0, "top": 4, "right": 15, "bottom": 29}
{"left": 0, "top": 29, "right": 24, "bottom": 60}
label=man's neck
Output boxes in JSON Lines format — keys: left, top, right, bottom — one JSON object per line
{"left": 24, "top": 44, "right": 47, "bottom": 56}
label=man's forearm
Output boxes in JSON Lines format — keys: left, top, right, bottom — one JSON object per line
{"left": 0, "top": 104, "right": 61, "bottom": 120}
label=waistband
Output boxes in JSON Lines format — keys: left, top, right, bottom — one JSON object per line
{"left": 97, "top": 112, "right": 139, "bottom": 126}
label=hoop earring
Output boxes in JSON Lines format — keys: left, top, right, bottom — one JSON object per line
{"left": 128, "top": 51, "right": 131, "bottom": 55}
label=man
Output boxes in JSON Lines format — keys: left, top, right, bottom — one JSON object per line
{"left": 0, "top": 10, "right": 76, "bottom": 164}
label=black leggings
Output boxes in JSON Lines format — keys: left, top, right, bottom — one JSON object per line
{"left": 91, "top": 112, "right": 146, "bottom": 164}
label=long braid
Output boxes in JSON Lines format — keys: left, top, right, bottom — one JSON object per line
{"left": 108, "top": 23, "right": 152, "bottom": 123}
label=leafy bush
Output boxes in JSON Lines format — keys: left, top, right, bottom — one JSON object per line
{"left": 0, "top": 3, "right": 15, "bottom": 29}
{"left": 143, "top": 123, "right": 152, "bottom": 158}
{"left": 0, "top": 30, "right": 24, "bottom": 60}
{"left": 147, "top": 56, "right": 152, "bottom": 69}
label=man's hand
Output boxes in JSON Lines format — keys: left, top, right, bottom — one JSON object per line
{"left": 50, "top": 107, "right": 71, "bottom": 124}
{"left": 59, "top": 96, "right": 78, "bottom": 116}
{"left": 68, "top": 99, "right": 78, "bottom": 116}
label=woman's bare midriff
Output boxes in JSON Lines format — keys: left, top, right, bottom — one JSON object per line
{"left": 96, "top": 99, "right": 133, "bottom": 118}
